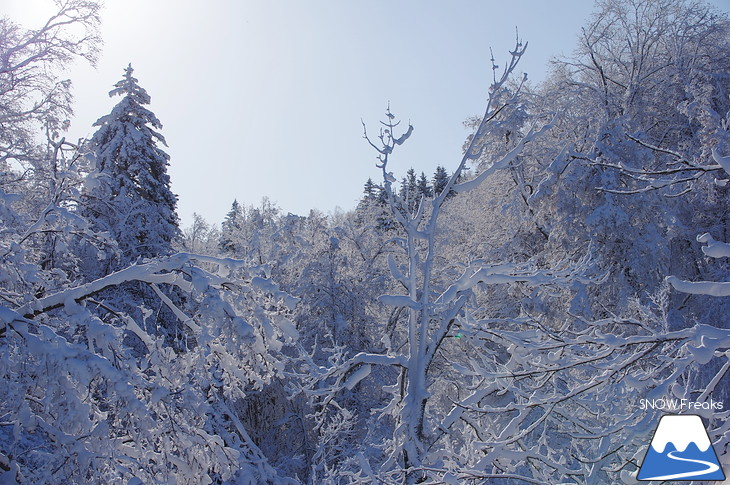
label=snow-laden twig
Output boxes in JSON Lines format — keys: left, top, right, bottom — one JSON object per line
{"left": 667, "top": 231, "right": 730, "bottom": 297}
{"left": 17, "top": 252, "right": 246, "bottom": 318}
{"left": 666, "top": 276, "right": 730, "bottom": 297}
{"left": 594, "top": 134, "right": 729, "bottom": 194}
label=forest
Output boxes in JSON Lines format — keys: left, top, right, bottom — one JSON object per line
{"left": 2, "top": 0, "right": 730, "bottom": 483}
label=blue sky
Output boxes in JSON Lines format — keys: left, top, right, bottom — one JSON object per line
{"left": 4, "top": 1, "right": 730, "bottom": 226}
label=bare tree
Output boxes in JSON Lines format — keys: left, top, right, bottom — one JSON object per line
{"left": 0, "top": 0, "right": 103, "bottom": 306}
{"left": 557, "top": 0, "right": 730, "bottom": 195}
{"left": 0, "top": 0, "right": 101, "bottom": 166}
{"left": 304, "top": 38, "right": 600, "bottom": 484}
{"left": 182, "top": 212, "right": 220, "bottom": 255}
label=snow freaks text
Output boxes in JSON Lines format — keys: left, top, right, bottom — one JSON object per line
{"left": 639, "top": 399, "right": 724, "bottom": 411}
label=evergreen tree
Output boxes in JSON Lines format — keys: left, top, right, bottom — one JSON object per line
{"left": 355, "top": 177, "right": 395, "bottom": 232}
{"left": 432, "top": 165, "right": 449, "bottom": 197}
{"left": 417, "top": 171, "right": 433, "bottom": 198}
{"left": 82, "top": 64, "right": 180, "bottom": 272}
{"left": 220, "top": 198, "right": 244, "bottom": 254}
{"left": 399, "top": 167, "right": 419, "bottom": 213}
{"left": 357, "top": 178, "right": 381, "bottom": 212}
{"left": 361, "top": 177, "right": 379, "bottom": 201}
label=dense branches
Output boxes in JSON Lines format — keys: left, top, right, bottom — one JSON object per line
{"left": 0, "top": 0, "right": 101, "bottom": 164}
{"left": 3, "top": 0, "right": 730, "bottom": 483}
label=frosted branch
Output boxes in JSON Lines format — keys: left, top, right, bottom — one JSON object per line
{"left": 698, "top": 233, "right": 730, "bottom": 259}
{"left": 666, "top": 276, "right": 730, "bottom": 297}
{"left": 149, "top": 283, "right": 200, "bottom": 333}
{"left": 17, "top": 253, "right": 247, "bottom": 318}
{"left": 453, "top": 113, "right": 556, "bottom": 194}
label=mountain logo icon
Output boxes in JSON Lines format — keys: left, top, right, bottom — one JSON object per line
{"left": 637, "top": 414, "right": 725, "bottom": 481}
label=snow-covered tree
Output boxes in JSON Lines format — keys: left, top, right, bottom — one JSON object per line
{"left": 664, "top": 150, "right": 730, "bottom": 298}
{"left": 361, "top": 178, "right": 379, "bottom": 201}
{"left": 398, "top": 167, "right": 419, "bottom": 215}
{"left": 182, "top": 212, "right": 220, "bottom": 255}
{"left": 305, "top": 39, "right": 597, "bottom": 483}
{"left": 0, "top": 0, "right": 103, "bottom": 305}
{"left": 357, "top": 177, "right": 394, "bottom": 232}
{"left": 239, "top": 197, "right": 280, "bottom": 265}
{"left": 219, "top": 199, "right": 244, "bottom": 255}
{"left": 416, "top": 171, "right": 432, "bottom": 199}
{"left": 82, "top": 64, "right": 181, "bottom": 273}
{"left": 0, "top": 30, "right": 305, "bottom": 476}
{"left": 432, "top": 165, "right": 450, "bottom": 197}
{"left": 562, "top": 0, "right": 730, "bottom": 195}
{"left": 302, "top": 19, "right": 730, "bottom": 481}
{"left": 6, "top": 1, "right": 730, "bottom": 483}
{"left": 1, "top": 253, "right": 301, "bottom": 484}
{"left": 520, "top": 0, "right": 730, "bottom": 320}
{"left": 0, "top": 0, "right": 101, "bottom": 165}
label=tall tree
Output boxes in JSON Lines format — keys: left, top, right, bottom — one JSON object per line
{"left": 531, "top": 0, "right": 730, "bottom": 313}
{"left": 220, "top": 198, "right": 244, "bottom": 255}
{"left": 416, "top": 171, "right": 432, "bottom": 198}
{"left": 309, "top": 39, "right": 584, "bottom": 484}
{"left": 432, "top": 165, "right": 450, "bottom": 197}
{"left": 356, "top": 177, "right": 395, "bottom": 232}
{"left": 182, "top": 212, "right": 219, "bottom": 255}
{"left": 360, "top": 177, "right": 379, "bottom": 202}
{"left": 82, "top": 64, "right": 180, "bottom": 273}
{"left": 0, "top": 0, "right": 102, "bottom": 302}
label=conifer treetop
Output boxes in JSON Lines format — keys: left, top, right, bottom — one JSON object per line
{"left": 84, "top": 63, "right": 180, "bottom": 266}
{"left": 93, "top": 63, "right": 165, "bottom": 145}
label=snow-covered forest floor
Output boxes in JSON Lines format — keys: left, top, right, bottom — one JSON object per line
{"left": 2, "top": 0, "right": 730, "bottom": 483}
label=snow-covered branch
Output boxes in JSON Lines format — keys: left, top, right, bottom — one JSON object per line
{"left": 17, "top": 252, "right": 245, "bottom": 318}
{"left": 2, "top": 245, "right": 301, "bottom": 483}
{"left": 348, "top": 36, "right": 605, "bottom": 484}
{"left": 666, "top": 276, "right": 730, "bottom": 297}
{"left": 593, "top": 135, "right": 730, "bottom": 195}
{"left": 453, "top": 112, "right": 556, "bottom": 194}
{"left": 667, "top": 232, "right": 730, "bottom": 297}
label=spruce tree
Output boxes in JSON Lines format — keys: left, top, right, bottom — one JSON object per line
{"left": 399, "top": 168, "right": 419, "bottom": 213}
{"left": 355, "top": 177, "right": 395, "bottom": 232}
{"left": 220, "top": 199, "right": 244, "bottom": 255}
{"left": 357, "top": 178, "right": 380, "bottom": 211}
{"left": 362, "top": 177, "right": 378, "bottom": 201}
{"left": 83, "top": 64, "right": 180, "bottom": 272}
{"left": 417, "top": 171, "right": 433, "bottom": 198}
{"left": 432, "top": 165, "right": 449, "bottom": 197}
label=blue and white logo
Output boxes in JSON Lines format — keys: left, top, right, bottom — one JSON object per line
{"left": 638, "top": 414, "right": 725, "bottom": 481}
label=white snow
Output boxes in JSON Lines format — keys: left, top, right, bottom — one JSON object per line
{"left": 697, "top": 233, "right": 730, "bottom": 259}
{"left": 378, "top": 294, "right": 421, "bottom": 309}
{"left": 275, "top": 316, "right": 299, "bottom": 340}
{"left": 343, "top": 364, "right": 371, "bottom": 390}
{"left": 666, "top": 276, "right": 730, "bottom": 297}
{"left": 650, "top": 415, "right": 712, "bottom": 453}
{"left": 712, "top": 148, "right": 730, "bottom": 176}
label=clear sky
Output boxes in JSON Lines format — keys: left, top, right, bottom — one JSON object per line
{"left": 3, "top": 1, "right": 729, "bottom": 226}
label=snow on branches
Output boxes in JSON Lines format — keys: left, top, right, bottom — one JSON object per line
{"left": 308, "top": 36, "right": 610, "bottom": 484}
{"left": 1, "top": 253, "right": 299, "bottom": 484}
